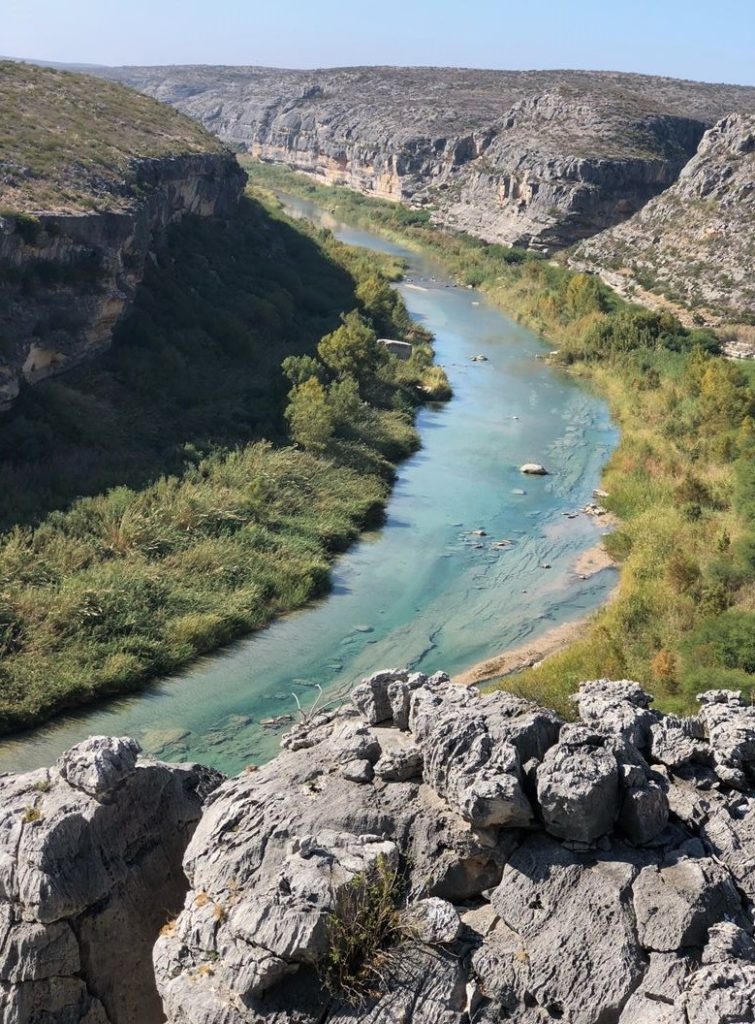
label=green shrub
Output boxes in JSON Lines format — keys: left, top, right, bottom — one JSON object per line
{"left": 324, "top": 855, "right": 404, "bottom": 1004}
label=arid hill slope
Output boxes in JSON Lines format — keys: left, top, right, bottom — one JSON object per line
{"left": 95, "top": 65, "right": 755, "bottom": 253}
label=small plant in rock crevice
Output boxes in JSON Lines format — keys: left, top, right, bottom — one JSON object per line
{"left": 323, "top": 854, "right": 408, "bottom": 1005}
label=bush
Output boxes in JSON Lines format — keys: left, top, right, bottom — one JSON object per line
{"left": 324, "top": 855, "right": 404, "bottom": 1004}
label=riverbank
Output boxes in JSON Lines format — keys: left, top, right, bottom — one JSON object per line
{"left": 0, "top": 188, "right": 449, "bottom": 733}
{"left": 246, "top": 161, "right": 755, "bottom": 713}
{"left": 0, "top": 197, "right": 616, "bottom": 774}
{"left": 454, "top": 542, "right": 618, "bottom": 688}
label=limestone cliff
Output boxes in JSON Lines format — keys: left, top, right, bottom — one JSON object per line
{"left": 0, "top": 62, "right": 246, "bottom": 410}
{"left": 571, "top": 113, "right": 755, "bottom": 324}
{"left": 150, "top": 672, "right": 755, "bottom": 1024}
{"left": 97, "top": 65, "right": 755, "bottom": 253}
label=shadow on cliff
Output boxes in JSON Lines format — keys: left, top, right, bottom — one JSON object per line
{"left": 0, "top": 195, "right": 359, "bottom": 530}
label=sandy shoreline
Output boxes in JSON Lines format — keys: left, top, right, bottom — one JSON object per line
{"left": 573, "top": 541, "right": 616, "bottom": 578}
{"left": 453, "top": 542, "right": 617, "bottom": 687}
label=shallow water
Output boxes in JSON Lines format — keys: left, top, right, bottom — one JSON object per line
{"left": 0, "top": 196, "right": 618, "bottom": 775}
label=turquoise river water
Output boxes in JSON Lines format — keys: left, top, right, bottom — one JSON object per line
{"left": 0, "top": 195, "right": 618, "bottom": 775}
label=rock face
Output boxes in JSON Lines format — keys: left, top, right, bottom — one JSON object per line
{"left": 148, "top": 672, "right": 755, "bottom": 1024}
{"left": 0, "top": 61, "right": 247, "bottom": 411}
{"left": 0, "top": 151, "right": 246, "bottom": 410}
{"left": 0, "top": 735, "right": 222, "bottom": 1024}
{"left": 571, "top": 113, "right": 755, "bottom": 322}
{"left": 96, "top": 65, "right": 755, "bottom": 255}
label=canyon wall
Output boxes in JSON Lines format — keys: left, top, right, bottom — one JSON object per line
{"left": 98, "top": 66, "right": 755, "bottom": 253}
{"left": 571, "top": 113, "right": 755, "bottom": 323}
{"left": 0, "top": 152, "right": 246, "bottom": 410}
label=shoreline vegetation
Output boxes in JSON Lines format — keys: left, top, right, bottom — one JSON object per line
{"left": 0, "top": 184, "right": 449, "bottom": 733}
{"left": 246, "top": 160, "right": 755, "bottom": 716}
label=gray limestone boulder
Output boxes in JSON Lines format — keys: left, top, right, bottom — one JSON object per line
{"left": 679, "top": 962, "right": 755, "bottom": 1024}
{"left": 485, "top": 835, "right": 646, "bottom": 1023}
{"left": 0, "top": 741, "right": 222, "bottom": 1024}
{"left": 618, "top": 758, "right": 670, "bottom": 844}
{"left": 402, "top": 897, "right": 462, "bottom": 944}
{"left": 632, "top": 848, "right": 748, "bottom": 952}
{"left": 573, "top": 678, "right": 658, "bottom": 749}
{"left": 650, "top": 714, "right": 709, "bottom": 770}
{"left": 536, "top": 725, "right": 619, "bottom": 841}
{"left": 56, "top": 735, "right": 141, "bottom": 798}
{"left": 697, "top": 689, "right": 755, "bottom": 788}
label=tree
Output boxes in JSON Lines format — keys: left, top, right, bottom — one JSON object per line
{"left": 356, "top": 275, "right": 410, "bottom": 335}
{"left": 318, "top": 311, "right": 381, "bottom": 381}
{"left": 285, "top": 378, "right": 334, "bottom": 449}
{"left": 282, "top": 354, "right": 325, "bottom": 387}
{"left": 328, "top": 374, "right": 363, "bottom": 426}
{"left": 564, "top": 273, "right": 606, "bottom": 318}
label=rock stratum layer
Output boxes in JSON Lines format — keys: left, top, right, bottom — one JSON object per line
{"left": 0, "top": 62, "right": 246, "bottom": 410}
{"left": 9, "top": 672, "right": 755, "bottom": 1023}
{"left": 571, "top": 113, "right": 755, "bottom": 322}
{"left": 97, "top": 65, "right": 755, "bottom": 255}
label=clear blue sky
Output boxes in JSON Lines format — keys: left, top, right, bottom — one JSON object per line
{"left": 3, "top": 0, "right": 755, "bottom": 86}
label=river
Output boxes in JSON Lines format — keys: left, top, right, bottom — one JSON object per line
{"left": 0, "top": 195, "right": 618, "bottom": 775}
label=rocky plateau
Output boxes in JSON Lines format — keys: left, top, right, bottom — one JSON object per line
{"left": 0, "top": 63, "right": 247, "bottom": 411}
{"left": 6, "top": 670, "right": 755, "bottom": 1022}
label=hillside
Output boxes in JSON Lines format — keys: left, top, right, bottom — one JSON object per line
{"left": 572, "top": 113, "right": 755, "bottom": 324}
{"left": 0, "top": 62, "right": 244, "bottom": 409}
{"left": 94, "top": 64, "right": 755, "bottom": 253}
{"left": 0, "top": 60, "right": 226, "bottom": 213}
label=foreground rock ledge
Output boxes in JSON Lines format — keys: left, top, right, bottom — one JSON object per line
{"left": 149, "top": 672, "right": 755, "bottom": 1024}
{"left": 0, "top": 736, "right": 222, "bottom": 1024}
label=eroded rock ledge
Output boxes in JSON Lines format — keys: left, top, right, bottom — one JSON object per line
{"left": 4, "top": 675, "right": 755, "bottom": 1023}
{"left": 0, "top": 736, "right": 222, "bottom": 1024}
{"left": 150, "top": 672, "right": 755, "bottom": 1024}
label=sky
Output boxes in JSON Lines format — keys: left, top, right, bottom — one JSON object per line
{"left": 2, "top": 0, "right": 755, "bottom": 86}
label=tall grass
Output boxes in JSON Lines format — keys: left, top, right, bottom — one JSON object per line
{"left": 245, "top": 161, "right": 755, "bottom": 713}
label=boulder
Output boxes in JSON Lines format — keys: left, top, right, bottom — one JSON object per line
{"left": 519, "top": 463, "right": 549, "bottom": 475}
{"left": 697, "top": 688, "right": 755, "bottom": 788}
{"left": 632, "top": 849, "right": 747, "bottom": 952}
{"left": 536, "top": 725, "right": 619, "bottom": 841}
{"left": 0, "top": 742, "right": 222, "bottom": 1024}
{"left": 486, "top": 835, "right": 645, "bottom": 1023}
{"left": 573, "top": 679, "right": 658, "bottom": 749}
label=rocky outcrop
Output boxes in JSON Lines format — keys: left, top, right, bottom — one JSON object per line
{"left": 6, "top": 675, "right": 755, "bottom": 1022}
{"left": 96, "top": 65, "right": 755, "bottom": 254}
{"left": 0, "top": 735, "right": 222, "bottom": 1024}
{"left": 571, "top": 113, "right": 755, "bottom": 323}
{"left": 0, "top": 151, "right": 246, "bottom": 410}
{"left": 148, "top": 671, "right": 755, "bottom": 1024}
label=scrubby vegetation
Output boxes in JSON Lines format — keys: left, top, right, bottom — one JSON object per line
{"left": 246, "top": 161, "right": 755, "bottom": 713}
{"left": 0, "top": 61, "right": 225, "bottom": 213}
{"left": 324, "top": 856, "right": 405, "bottom": 1004}
{"left": 0, "top": 186, "right": 448, "bottom": 731}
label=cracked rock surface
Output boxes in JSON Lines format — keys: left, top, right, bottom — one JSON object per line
{"left": 148, "top": 672, "right": 755, "bottom": 1024}
{"left": 0, "top": 736, "right": 222, "bottom": 1024}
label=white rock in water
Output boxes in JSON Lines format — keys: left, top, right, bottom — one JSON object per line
{"left": 520, "top": 463, "right": 549, "bottom": 475}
